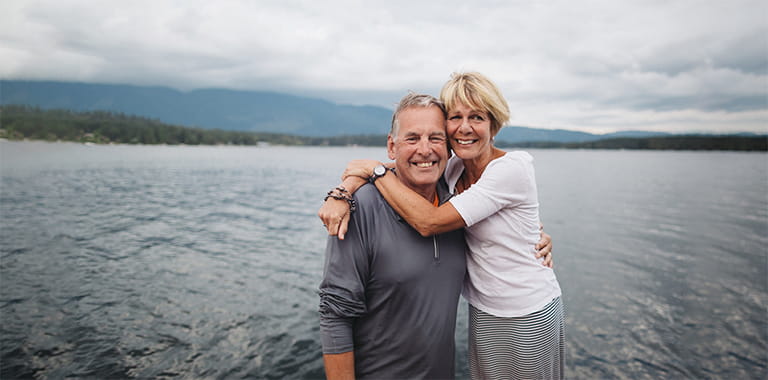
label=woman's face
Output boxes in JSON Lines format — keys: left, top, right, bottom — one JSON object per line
{"left": 446, "top": 102, "right": 494, "bottom": 160}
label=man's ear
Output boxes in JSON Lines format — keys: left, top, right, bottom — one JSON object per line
{"left": 387, "top": 135, "right": 396, "bottom": 160}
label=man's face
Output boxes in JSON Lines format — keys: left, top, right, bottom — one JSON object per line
{"left": 387, "top": 105, "right": 449, "bottom": 196}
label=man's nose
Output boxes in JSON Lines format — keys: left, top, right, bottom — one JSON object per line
{"left": 416, "top": 137, "right": 431, "bottom": 154}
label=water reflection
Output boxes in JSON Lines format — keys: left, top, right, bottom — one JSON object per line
{"left": 1, "top": 142, "right": 766, "bottom": 379}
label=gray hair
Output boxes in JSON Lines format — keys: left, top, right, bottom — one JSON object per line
{"left": 390, "top": 92, "right": 447, "bottom": 140}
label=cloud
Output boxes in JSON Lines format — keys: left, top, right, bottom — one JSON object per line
{"left": 0, "top": 0, "right": 766, "bottom": 133}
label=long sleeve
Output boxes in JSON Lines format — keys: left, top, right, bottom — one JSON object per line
{"left": 319, "top": 202, "right": 370, "bottom": 354}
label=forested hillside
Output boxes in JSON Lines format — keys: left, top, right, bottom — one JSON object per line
{"left": 0, "top": 105, "right": 384, "bottom": 146}
{"left": 1, "top": 105, "right": 764, "bottom": 151}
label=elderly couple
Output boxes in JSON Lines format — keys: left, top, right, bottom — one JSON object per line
{"left": 317, "top": 72, "right": 565, "bottom": 380}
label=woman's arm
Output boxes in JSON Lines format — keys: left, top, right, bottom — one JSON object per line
{"left": 321, "top": 159, "right": 554, "bottom": 265}
{"left": 317, "top": 159, "right": 463, "bottom": 237}
{"left": 339, "top": 159, "right": 465, "bottom": 236}
{"left": 340, "top": 159, "right": 554, "bottom": 265}
{"left": 372, "top": 174, "right": 465, "bottom": 237}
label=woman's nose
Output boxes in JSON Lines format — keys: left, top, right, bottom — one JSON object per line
{"left": 458, "top": 118, "right": 472, "bottom": 133}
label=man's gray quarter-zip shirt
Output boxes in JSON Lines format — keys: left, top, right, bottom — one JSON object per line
{"left": 319, "top": 180, "right": 467, "bottom": 379}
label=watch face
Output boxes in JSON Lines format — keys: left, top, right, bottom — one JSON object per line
{"left": 374, "top": 165, "right": 386, "bottom": 176}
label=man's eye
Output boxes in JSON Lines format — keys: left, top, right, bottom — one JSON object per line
{"left": 430, "top": 136, "right": 446, "bottom": 142}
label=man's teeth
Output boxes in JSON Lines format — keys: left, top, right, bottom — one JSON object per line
{"left": 457, "top": 139, "right": 475, "bottom": 145}
{"left": 415, "top": 162, "right": 434, "bottom": 168}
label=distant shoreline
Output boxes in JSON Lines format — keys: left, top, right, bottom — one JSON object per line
{"left": 3, "top": 138, "right": 766, "bottom": 154}
{"left": 2, "top": 105, "right": 765, "bottom": 151}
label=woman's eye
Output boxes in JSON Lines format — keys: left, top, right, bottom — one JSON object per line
{"left": 470, "top": 115, "right": 484, "bottom": 121}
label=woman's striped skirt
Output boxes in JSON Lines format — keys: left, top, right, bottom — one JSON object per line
{"left": 468, "top": 297, "right": 565, "bottom": 380}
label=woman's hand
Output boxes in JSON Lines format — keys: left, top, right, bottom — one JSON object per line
{"left": 317, "top": 175, "right": 368, "bottom": 240}
{"left": 318, "top": 198, "right": 351, "bottom": 239}
{"left": 535, "top": 228, "right": 554, "bottom": 268}
{"left": 342, "top": 160, "right": 382, "bottom": 181}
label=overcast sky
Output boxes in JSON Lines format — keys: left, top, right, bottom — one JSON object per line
{"left": 1, "top": 0, "right": 766, "bottom": 134}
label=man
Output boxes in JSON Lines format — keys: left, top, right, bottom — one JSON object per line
{"left": 319, "top": 93, "right": 467, "bottom": 379}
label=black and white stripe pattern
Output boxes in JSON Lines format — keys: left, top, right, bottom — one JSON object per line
{"left": 468, "top": 297, "right": 565, "bottom": 380}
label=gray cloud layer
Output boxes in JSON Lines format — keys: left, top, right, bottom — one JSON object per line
{"left": 1, "top": 0, "right": 766, "bottom": 133}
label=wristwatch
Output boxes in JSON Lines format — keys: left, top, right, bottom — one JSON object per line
{"left": 369, "top": 164, "right": 388, "bottom": 183}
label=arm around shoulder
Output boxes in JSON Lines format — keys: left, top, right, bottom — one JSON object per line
{"left": 373, "top": 174, "right": 466, "bottom": 236}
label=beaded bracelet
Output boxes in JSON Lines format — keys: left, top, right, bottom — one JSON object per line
{"left": 324, "top": 188, "right": 357, "bottom": 212}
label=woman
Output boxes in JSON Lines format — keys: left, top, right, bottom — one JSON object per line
{"left": 320, "top": 72, "right": 564, "bottom": 379}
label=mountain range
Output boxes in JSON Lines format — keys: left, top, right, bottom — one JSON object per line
{"left": 1, "top": 80, "right": 672, "bottom": 143}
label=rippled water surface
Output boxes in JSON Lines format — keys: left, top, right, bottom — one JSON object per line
{"left": 1, "top": 141, "right": 766, "bottom": 379}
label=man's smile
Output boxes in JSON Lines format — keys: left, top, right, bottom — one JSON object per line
{"left": 412, "top": 161, "right": 438, "bottom": 168}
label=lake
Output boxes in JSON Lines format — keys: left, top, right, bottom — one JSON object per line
{"left": 1, "top": 141, "right": 766, "bottom": 379}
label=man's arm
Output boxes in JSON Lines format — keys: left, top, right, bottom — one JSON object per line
{"left": 323, "top": 351, "right": 355, "bottom": 380}
{"left": 319, "top": 192, "right": 371, "bottom": 379}
{"left": 536, "top": 229, "right": 553, "bottom": 268}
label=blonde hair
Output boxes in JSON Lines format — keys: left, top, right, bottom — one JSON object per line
{"left": 439, "top": 72, "right": 510, "bottom": 136}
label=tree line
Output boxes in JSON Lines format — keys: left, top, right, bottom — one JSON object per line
{"left": 497, "top": 136, "right": 767, "bottom": 151}
{"left": 1, "top": 105, "right": 764, "bottom": 151}
{"left": 571, "top": 136, "right": 766, "bottom": 151}
{"left": 0, "top": 105, "right": 385, "bottom": 146}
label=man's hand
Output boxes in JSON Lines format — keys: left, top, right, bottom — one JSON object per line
{"left": 535, "top": 226, "right": 554, "bottom": 268}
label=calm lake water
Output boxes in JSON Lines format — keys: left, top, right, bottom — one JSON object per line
{"left": 1, "top": 141, "right": 766, "bottom": 379}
